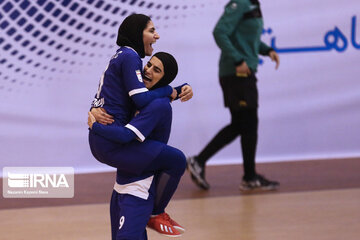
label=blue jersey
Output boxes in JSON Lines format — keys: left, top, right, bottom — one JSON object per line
{"left": 125, "top": 97, "right": 172, "bottom": 144}
{"left": 92, "top": 97, "right": 172, "bottom": 144}
{"left": 90, "top": 97, "right": 172, "bottom": 182}
{"left": 91, "top": 46, "right": 172, "bottom": 125}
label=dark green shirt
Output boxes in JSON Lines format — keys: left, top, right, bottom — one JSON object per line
{"left": 213, "top": 0, "right": 272, "bottom": 77}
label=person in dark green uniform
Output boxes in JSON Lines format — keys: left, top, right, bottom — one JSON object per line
{"left": 187, "top": 0, "right": 280, "bottom": 191}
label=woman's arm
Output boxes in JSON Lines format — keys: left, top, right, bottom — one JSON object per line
{"left": 90, "top": 83, "right": 190, "bottom": 125}
{"left": 131, "top": 85, "right": 173, "bottom": 108}
{"left": 88, "top": 112, "right": 136, "bottom": 144}
{"left": 88, "top": 98, "right": 171, "bottom": 144}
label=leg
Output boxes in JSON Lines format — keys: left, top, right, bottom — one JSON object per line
{"left": 110, "top": 189, "right": 154, "bottom": 240}
{"left": 188, "top": 75, "right": 246, "bottom": 190}
{"left": 145, "top": 145, "right": 186, "bottom": 215}
{"left": 110, "top": 191, "right": 120, "bottom": 240}
{"left": 188, "top": 111, "right": 240, "bottom": 190}
{"left": 231, "top": 108, "right": 258, "bottom": 180}
{"left": 106, "top": 141, "right": 185, "bottom": 219}
{"left": 227, "top": 75, "right": 280, "bottom": 191}
{"left": 197, "top": 73, "right": 246, "bottom": 165}
{"left": 144, "top": 145, "right": 186, "bottom": 237}
{"left": 90, "top": 132, "right": 166, "bottom": 176}
{"left": 197, "top": 123, "right": 240, "bottom": 165}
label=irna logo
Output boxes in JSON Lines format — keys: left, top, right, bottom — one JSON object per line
{"left": 7, "top": 172, "right": 69, "bottom": 188}
{"left": 3, "top": 167, "right": 74, "bottom": 198}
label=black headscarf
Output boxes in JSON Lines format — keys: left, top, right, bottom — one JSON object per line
{"left": 151, "top": 52, "right": 178, "bottom": 90}
{"left": 116, "top": 14, "right": 151, "bottom": 58}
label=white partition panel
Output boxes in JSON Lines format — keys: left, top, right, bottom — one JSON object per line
{"left": 0, "top": 0, "right": 359, "bottom": 174}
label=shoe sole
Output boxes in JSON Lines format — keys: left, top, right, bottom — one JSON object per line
{"left": 239, "top": 185, "right": 279, "bottom": 192}
{"left": 147, "top": 228, "right": 182, "bottom": 238}
{"left": 187, "top": 164, "right": 209, "bottom": 190}
{"left": 173, "top": 226, "right": 185, "bottom": 233}
{"left": 190, "top": 174, "right": 209, "bottom": 190}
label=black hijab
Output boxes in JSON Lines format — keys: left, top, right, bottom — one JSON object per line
{"left": 116, "top": 14, "right": 151, "bottom": 58}
{"left": 151, "top": 52, "right": 178, "bottom": 90}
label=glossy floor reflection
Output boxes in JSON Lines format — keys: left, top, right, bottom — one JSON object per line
{"left": 1, "top": 188, "right": 359, "bottom": 240}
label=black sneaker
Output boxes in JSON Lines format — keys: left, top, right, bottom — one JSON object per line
{"left": 187, "top": 156, "right": 210, "bottom": 190}
{"left": 239, "top": 174, "right": 279, "bottom": 192}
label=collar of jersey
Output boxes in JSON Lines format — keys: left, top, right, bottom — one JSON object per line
{"left": 122, "top": 46, "right": 139, "bottom": 56}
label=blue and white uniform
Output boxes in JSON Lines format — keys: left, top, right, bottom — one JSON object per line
{"left": 88, "top": 47, "right": 187, "bottom": 240}
{"left": 91, "top": 98, "right": 186, "bottom": 240}
{"left": 88, "top": 46, "right": 175, "bottom": 171}
{"left": 90, "top": 97, "right": 173, "bottom": 175}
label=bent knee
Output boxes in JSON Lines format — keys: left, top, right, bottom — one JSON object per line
{"left": 173, "top": 148, "right": 187, "bottom": 175}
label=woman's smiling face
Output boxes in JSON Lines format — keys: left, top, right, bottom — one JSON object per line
{"left": 143, "top": 21, "right": 160, "bottom": 56}
{"left": 143, "top": 56, "right": 165, "bottom": 89}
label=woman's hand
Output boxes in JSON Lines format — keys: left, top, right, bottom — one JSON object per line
{"left": 236, "top": 61, "right": 251, "bottom": 76}
{"left": 90, "top": 107, "right": 114, "bottom": 125}
{"left": 269, "top": 50, "right": 280, "bottom": 70}
{"left": 179, "top": 85, "right": 193, "bottom": 102}
{"left": 88, "top": 112, "right": 96, "bottom": 129}
{"left": 170, "top": 88, "right": 178, "bottom": 101}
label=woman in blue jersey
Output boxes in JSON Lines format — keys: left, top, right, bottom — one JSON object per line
{"left": 89, "top": 52, "right": 187, "bottom": 239}
{"left": 89, "top": 13, "right": 191, "bottom": 127}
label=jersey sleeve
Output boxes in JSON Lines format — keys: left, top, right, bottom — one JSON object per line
{"left": 259, "top": 41, "right": 274, "bottom": 55}
{"left": 213, "top": 0, "right": 247, "bottom": 63}
{"left": 173, "top": 83, "right": 189, "bottom": 100}
{"left": 125, "top": 98, "right": 171, "bottom": 142}
{"left": 131, "top": 85, "right": 173, "bottom": 109}
{"left": 121, "top": 53, "right": 149, "bottom": 97}
{"left": 91, "top": 122, "right": 137, "bottom": 144}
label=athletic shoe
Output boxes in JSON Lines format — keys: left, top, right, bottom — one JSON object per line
{"left": 147, "top": 213, "right": 183, "bottom": 237}
{"left": 187, "top": 156, "right": 210, "bottom": 190}
{"left": 239, "top": 174, "right": 280, "bottom": 191}
{"left": 167, "top": 215, "right": 185, "bottom": 233}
